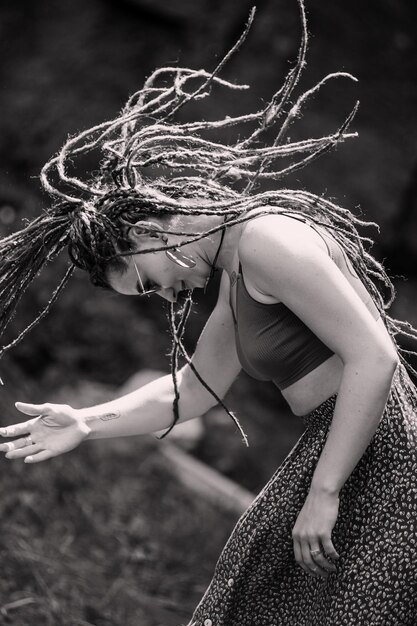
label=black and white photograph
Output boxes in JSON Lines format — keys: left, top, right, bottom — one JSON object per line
{"left": 0, "top": 0, "right": 416, "bottom": 624}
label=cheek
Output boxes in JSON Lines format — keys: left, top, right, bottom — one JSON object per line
{"left": 151, "top": 253, "right": 180, "bottom": 282}
{"left": 106, "top": 263, "right": 136, "bottom": 295}
{"left": 106, "top": 273, "right": 132, "bottom": 295}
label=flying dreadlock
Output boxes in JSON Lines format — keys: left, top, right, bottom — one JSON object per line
{"left": 1, "top": 0, "right": 416, "bottom": 444}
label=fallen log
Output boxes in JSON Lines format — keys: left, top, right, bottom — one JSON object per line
{"left": 160, "top": 441, "right": 255, "bottom": 515}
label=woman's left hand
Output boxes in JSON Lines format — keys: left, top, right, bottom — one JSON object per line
{"left": 292, "top": 487, "right": 340, "bottom": 578}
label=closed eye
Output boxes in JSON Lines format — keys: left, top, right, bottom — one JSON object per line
{"left": 136, "top": 280, "right": 160, "bottom": 296}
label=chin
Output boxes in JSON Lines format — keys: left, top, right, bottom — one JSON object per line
{"left": 184, "top": 278, "right": 201, "bottom": 289}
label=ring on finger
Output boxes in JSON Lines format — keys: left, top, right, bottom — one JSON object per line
{"left": 310, "top": 549, "right": 322, "bottom": 556}
{"left": 24, "top": 435, "right": 33, "bottom": 446}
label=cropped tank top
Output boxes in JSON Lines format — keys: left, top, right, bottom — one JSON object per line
{"left": 230, "top": 218, "right": 380, "bottom": 390}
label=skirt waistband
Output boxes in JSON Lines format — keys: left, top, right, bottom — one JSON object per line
{"left": 300, "top": 364, "right": 409, "bottom": 432}
{"left": 301, "top": 394, "right": 338, "bottom": 431}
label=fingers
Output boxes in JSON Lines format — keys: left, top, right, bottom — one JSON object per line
{"left": 0, "top": 434, "right": 43, "bottom": 460}
{"left": 310, "top": 542, "right": 337, "bottom": 575}
{"left": 293, "top": 539, "right": 310, "bottom": 575}
{"left": 293, "top": 533, "right": 339, "bottom": 578}
{"left": 320, "top": 537, "right": 340, "bottom": 562}
{"left": 300, "top": 541, "right": 329, "bottom": 578}
{"left": 0, "top": 402, "right": 52, "bottom": 438}
{"left": 0, "top": 435, "right": 34, "bottom": 453}
{"left": 15, "top": 402, "right": 51, "bottom": 416}
{"left": 321, "top": 537, "right": 340, "bottom": 571}
{"left": 0, "top": 419, "right": 36, "bottom": 438}
{"left": 5, "top": 443, "right": 43, "bottom": 460}
{"left": 25, "top": 450, "right": 56, "bottom": 464}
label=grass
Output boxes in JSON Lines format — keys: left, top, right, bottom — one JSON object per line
{"left": 0, "top": 365, "right": 305, "bottom": 626}
{"left": 0, "top": 436, "right": 238, "bottom": 626}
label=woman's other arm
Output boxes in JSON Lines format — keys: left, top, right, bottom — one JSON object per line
{"left": 240, "top": 215, "right": 398, "bottom": 492}
{"left": 239, "top": 215, "right": 398, "bottom": 576}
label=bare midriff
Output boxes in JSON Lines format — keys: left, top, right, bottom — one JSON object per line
{"left": 281, "top": 317, "right": 387, "bottom": 416}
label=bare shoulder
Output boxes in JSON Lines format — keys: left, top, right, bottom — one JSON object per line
{"left": 237, "top": 211, "right": 330, "bottom": 302}
{"left": 238, "top": 212, "right": 322, "bottom": 266}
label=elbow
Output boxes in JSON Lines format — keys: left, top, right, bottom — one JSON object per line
{"left": 368, "top": 344, "right": 399, "bottom": 377}
{"left": 373, "top": 349, "right": 399, "bottom": 392}
{"left": 387, "top": 349, "right": 400, "bottom": 372}
{"left": 345, "top": 344, "right": 399, "bottom": 378}
{"left": 379, "top": 343, "right": 399, "bottom": 372}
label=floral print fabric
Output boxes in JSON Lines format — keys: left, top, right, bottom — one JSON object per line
{"left": 186, "top": 364, "right": 417, "bottom": 626}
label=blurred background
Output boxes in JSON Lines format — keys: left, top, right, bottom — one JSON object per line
{"left": 0, "top": 0, "right": 416, "bottom": 624}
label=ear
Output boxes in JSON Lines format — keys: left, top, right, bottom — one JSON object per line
{"left": 128, "top": 220, "right": 165, "bottom": 241}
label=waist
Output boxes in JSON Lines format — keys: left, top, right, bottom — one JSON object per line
{"left": 301, "top": 394, "right": 338, "bottom": 432}
{"left": 281, "top": 353, "right": 344, "bottom": 415}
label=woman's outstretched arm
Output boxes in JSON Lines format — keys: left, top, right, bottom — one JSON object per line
{"left": 0, "top": 272, "right": 241, "bottom": 461}
{"left": 82, "top": 272, "right": 241, "bottom": 439}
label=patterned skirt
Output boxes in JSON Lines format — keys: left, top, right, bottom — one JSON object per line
{"left": 186, "top": 364, "right": 417, "bottom": 626}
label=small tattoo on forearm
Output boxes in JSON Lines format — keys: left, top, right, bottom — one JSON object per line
{"left": 99, "top": 411, "right": 121, "bottom": 421}
{"left": 230, "top": 271, "right": 238, "bottom": 287}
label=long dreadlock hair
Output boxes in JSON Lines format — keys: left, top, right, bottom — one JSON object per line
{"left": 1, "top": 0, "right": 416, "bottom": 444}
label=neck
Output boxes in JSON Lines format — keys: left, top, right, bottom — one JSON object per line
{"left": 176, "top": 213, "right": 245, "bottom": 277}
{"left": 195, "top": 216, "right": 242, "bottom": 275}
{"left": 214, "top": 218, "right": 244, "bottom": 275}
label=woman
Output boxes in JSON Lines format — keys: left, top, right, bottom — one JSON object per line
{"left": 0, "top": 2, "right": 416, "bottom": 624}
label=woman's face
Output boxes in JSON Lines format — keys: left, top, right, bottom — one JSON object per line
{"left": 106, "top": 236, "right": 210, "bottom": 303}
